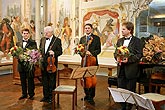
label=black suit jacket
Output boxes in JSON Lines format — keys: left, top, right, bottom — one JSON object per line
{"left": 79, "top": 33, "right": 101, "bottom": 65}
{"left": 39, "top": 35, "right": 62, "bottom": 68}
{"left": 114, "top": 36, "right": 143, "bottom": 79}
{"left": 16, "top": 39, "right": 37, "bottom": 72}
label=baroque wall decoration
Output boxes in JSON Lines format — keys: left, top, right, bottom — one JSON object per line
{"left": 83, "top": 9, "right": 119, "bottom": 48}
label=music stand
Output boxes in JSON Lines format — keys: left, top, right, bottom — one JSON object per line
{"left": 108, "top": 87, "right": 155, "bottom": 110}
{"left": 70, "top": 66, "right": 99, "bottom": 109}
{"left": 70, "top": 66, "right": 99, "bottom": 79}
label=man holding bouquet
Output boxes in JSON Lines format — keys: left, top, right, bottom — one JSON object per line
{"left": 114, "top": 22, "right": 143, "bottom": 110}
{"left": 17, "top": 28, "right": 37, "bottom": 100}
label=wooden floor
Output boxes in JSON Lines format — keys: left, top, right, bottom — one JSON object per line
{"left": 0, "top": 73, "right": 164, "bottom": 110}
{"left": 0, "top": 73, "right": 122, "bottom": 110}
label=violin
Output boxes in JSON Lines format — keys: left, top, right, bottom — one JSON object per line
{"left": 47, "top": 55, "right": 56, "bottom": 73}
{"left": 46, "top": 29, "right": 62, "bottom": 73}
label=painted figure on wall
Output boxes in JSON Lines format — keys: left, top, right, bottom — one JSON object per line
{"left": 101, "top": 18, "right": 114, "bottom": 46}
{"left": 105, "top": 30, "right": 116, "bottom": 47}
{"left": 92, "top": 21, "right": 101, "bottom": 37}
{"left": 0, "top": 18, "right": 14, "bottom": 54}
{"left": 61, "top": 17, "right": 72, "bottom": 54}
{"left": 11, "top": 16, "right": 22, "bottom": 42}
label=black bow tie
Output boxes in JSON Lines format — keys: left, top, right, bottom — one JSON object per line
{"left": 23, "top": 40, "right": 28, "bottom": 42}
{"left": 124, "top": 37, "right": 131, "bottom": 40}
{"left": 46, "top": 38, "right": 50, "bottom": 40}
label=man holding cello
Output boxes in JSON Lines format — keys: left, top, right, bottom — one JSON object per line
{"left": 39, "top": 26, "right": 62, "bottom": 103}
{"left": 79, "top": 23, "right": 101, "bottom": 105}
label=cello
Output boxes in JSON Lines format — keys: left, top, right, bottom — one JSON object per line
{"left": 81, "top": 36, "right": 97, "bottom": 88}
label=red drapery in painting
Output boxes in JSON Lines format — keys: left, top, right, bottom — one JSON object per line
{"left": 83, "top": 9, "right": 119, "bottom": 22}
{"left": 83, "top": 9, "right": 119, "bottom": 32}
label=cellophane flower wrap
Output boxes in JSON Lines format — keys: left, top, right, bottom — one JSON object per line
{"left": 74, "top": 44, "right": 85, "bottom": 56}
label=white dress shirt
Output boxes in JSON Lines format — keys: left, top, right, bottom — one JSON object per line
{"left": 123, "top": 37, "right": 132, "bottom": 47}
{"left": 45, "top": 35, "right": 53, "bottom": 53}
{"left": 23, "top": 39, "right": 29, "bottom": 48}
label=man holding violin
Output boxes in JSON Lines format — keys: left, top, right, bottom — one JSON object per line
{"left": 39, "top": 26, "right": 62, "bottom": 103}
{"left": 79, "top": 23, "right": 101, "bottom": 105}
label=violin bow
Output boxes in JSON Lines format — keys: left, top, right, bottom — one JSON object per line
{"left": 49, "top": 29, "right": 62, "bottom": 50}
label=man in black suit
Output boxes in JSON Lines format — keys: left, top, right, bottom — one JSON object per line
{"left": 39, "top": 26, "right": 62, "bottom": 103}
{"left": 79, "top": 23, "right": 101, "bottom": 105}
{"left": 114, "top": 22, "right": 143, "bottom": 110}
{"left": 17, "top": 28, "right": 37, "bottom": 100}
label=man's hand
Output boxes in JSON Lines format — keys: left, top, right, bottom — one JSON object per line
{"left": 86, "top": 51, "right": 91, "bottom": 55}
{"left": 49, "top": 50, "right": 54, "bottom": 57}
{"left": 121, "top": 57, "right": 128, "bottom": 63}
{"left": 116, "top": 57, "right": 128, "bottom": 65}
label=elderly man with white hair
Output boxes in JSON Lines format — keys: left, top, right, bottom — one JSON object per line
{"left": 39, "top": 26, "right": 62, "bottom": 103}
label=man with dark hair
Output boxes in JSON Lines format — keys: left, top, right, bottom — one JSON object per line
{"left": 79, "top": 23, "right": 101, "bottom": 105}
{"left": 17, "top": 28, "right": 37, "bottom": 100}
{"left": 114, "top": 22, "right": 143, "bottom": 110}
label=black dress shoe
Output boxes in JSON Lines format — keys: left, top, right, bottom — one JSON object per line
{"left": 40, "top": 97, "right": 52, "bottom": 103}
{"left": 28, "top": 96, "right": 34, "bottom": 100}
{"left": 45, "top": 99, "right": 52, "bottom": 104}
{"left": 40, "top": 98, "right": 47, "bottom": 102}
{"left": 19, "top": 95, "right": 27, "bottom": 100}
{"left": 81, "top": 96, "right": 88, "bottom": 101}
{"left": 87, "top": 99, "right": 95, "bottom": 105}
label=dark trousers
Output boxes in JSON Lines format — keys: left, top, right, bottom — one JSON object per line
{"left": 19, "top": 71, "right": 35, "bottom": 97}
{"left": 42, "top": 70, "right": 56, "bottom": 99}
{"left": 118, "top": 68, "right": 137, "bottom": 110}
{"left": 83, "top": 87, "right": 95, "bottom": 99}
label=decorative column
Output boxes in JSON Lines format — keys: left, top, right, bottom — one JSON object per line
{"left": 21, "top": 0, "right": 31, "bottom": 20}
{"left": 35, "top": 0, "right": 41, "bottom": 47}
{"left": 51, "top": 0, "right": 56, "bottom": 29}
{"left": 0, "top": 0, "right": 2, "bottom": 21}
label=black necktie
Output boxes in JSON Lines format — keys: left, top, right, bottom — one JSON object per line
{"left": 124, "top": 37, "right": 130, "bottom": 40}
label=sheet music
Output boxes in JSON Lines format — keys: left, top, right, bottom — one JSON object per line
{"left": 134, "top": 93, "right": 155, "bottom": 110}
{"left": 108, "top": 87, "right": 155, "bottom": 110}
{"left": 70, "top": 66, "right": 98, "bottom": 79}
{"left": 108, "top": 87, "right": 135, "bottom": 104}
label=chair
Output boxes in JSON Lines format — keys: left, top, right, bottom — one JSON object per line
{"left": 141, "top": 73, "right": 165, "bottom": 110}
{"left": 108, "top": 76, "right": 118, "bottom": 98}
{"left": 141, "top": 93, "right": 165, "bottom": 110}
{"left": 149, "top": 73, "right": 165, "bottom": 93}
{"left": 52, "top": 68, "right": 77, "bottom": 110}
{"left": 107, "top": 67, "right": 118, "bottom": 98}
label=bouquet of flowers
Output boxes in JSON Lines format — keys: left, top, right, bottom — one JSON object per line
{"left": 74, "top": 44, "right": 85, "bottom": 56}
{"left": 116, "top": 46, "right": 130, "bottom": 57}
{"left": 115, "top": 46, "right": 130, "bottom": 63}
{"left": 9, "top": 46, "right": 41, "bottom": 74}
{"left": 23, "top": 49, "right": 41, "bottom": 72}
{"left": 9, "top": 46, "right": 24, "bottom": 58}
